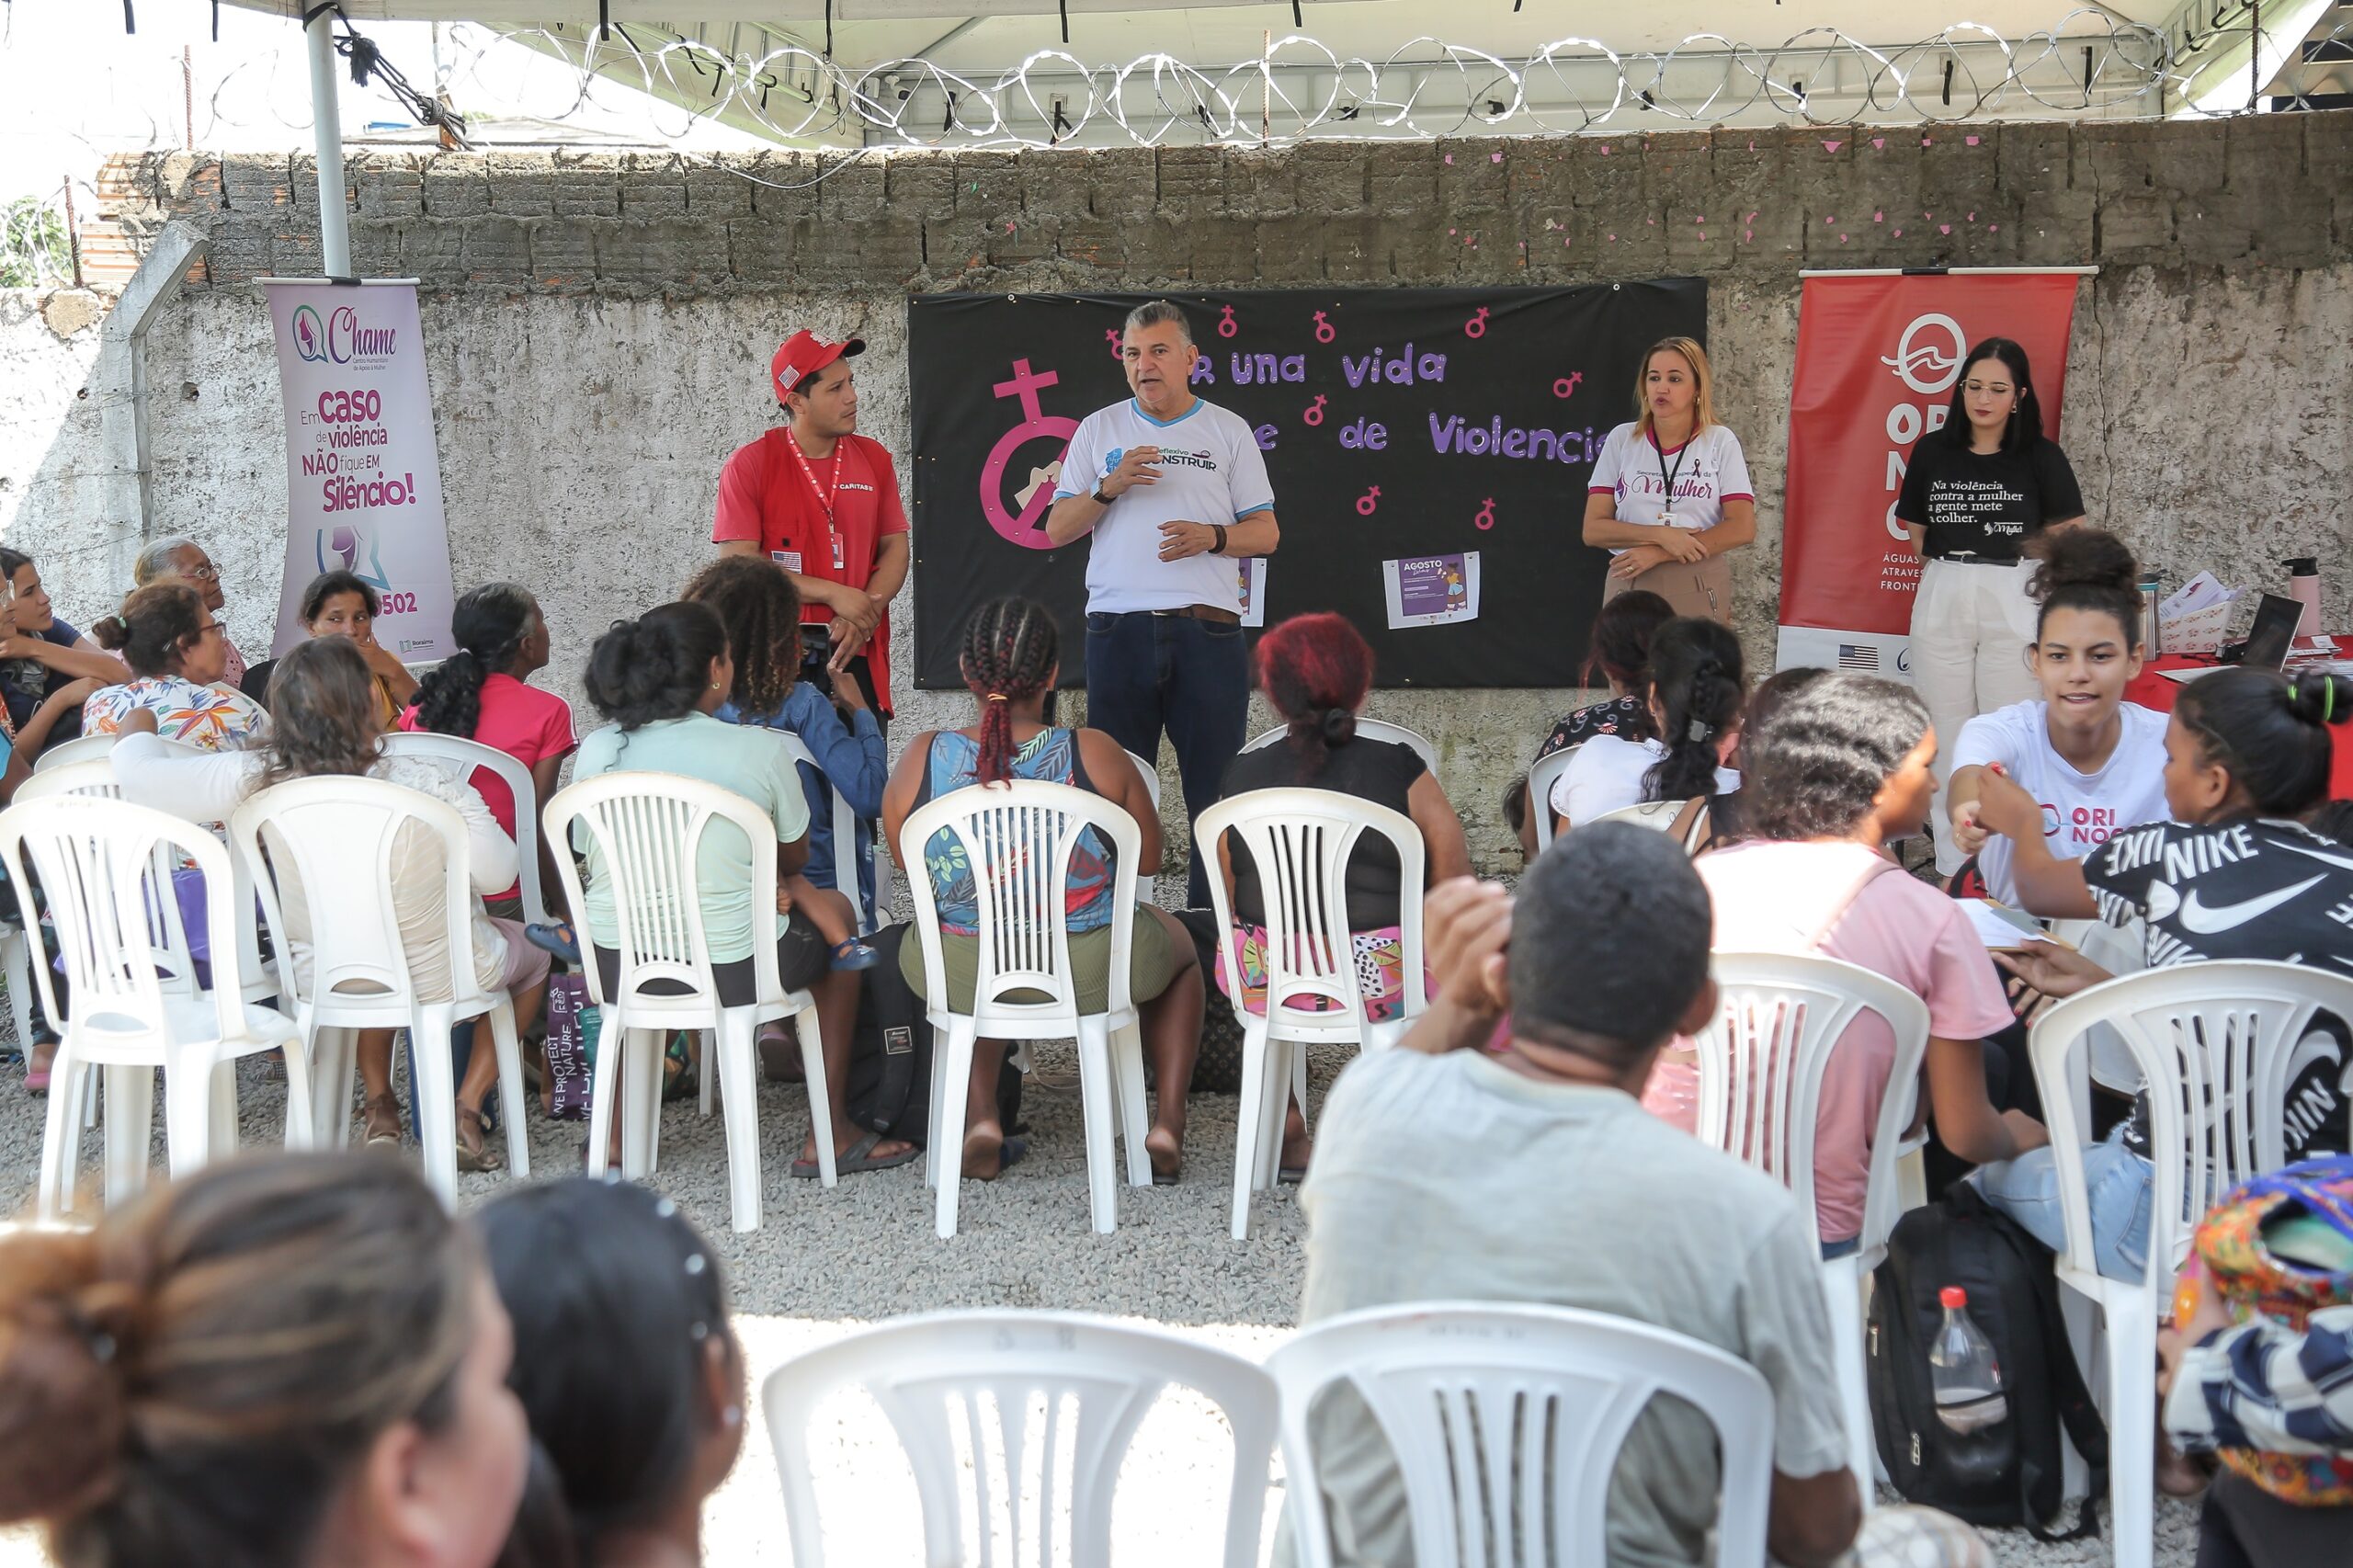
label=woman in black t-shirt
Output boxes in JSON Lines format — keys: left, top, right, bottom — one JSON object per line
{"left": 1212, "top": 613, "right": 1470, "bottom": 1020}
{"left": 1898, "top": 337, "right": 2089, "bottom": 876}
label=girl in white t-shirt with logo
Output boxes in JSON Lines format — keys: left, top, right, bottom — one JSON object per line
{"left": 1581, "top": 336, "right": 1756, "bottom": 622}
{"left": 1946, "top": 529, "right": 2168, "bottom": 906}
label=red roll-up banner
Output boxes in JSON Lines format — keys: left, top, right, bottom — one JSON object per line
{"left": 1776, "top": 271, "right": 2084, "bottom": 676}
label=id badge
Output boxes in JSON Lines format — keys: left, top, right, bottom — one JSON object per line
{"left": 771, "top": 550, "right": 804, "bottom": 573}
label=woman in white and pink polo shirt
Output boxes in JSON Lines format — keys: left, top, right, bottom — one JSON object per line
{"left": 1580, "top": 336, "right": 1756, "bottom": 622}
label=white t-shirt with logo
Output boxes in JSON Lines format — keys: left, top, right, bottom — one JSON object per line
{"left": 1952, "top": 699, "right": 2172, "bottom": 905}
{"left": 1586, "top": 423, "right": 1755, "bottom": 557}
{"left": 1054, "top": 397, "right": 1276, "bottom": 614}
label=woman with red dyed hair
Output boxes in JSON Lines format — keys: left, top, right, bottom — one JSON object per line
{"left": 1210, "top": 614, "right": 1471, "bottom": 1167}
{"left": 881, "top": 597, "right": 1204, "bottom": 1182}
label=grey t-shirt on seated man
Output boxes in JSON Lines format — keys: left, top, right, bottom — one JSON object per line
{"left": 1297, "top": 1047, "right": 1851, "bottom": 1568}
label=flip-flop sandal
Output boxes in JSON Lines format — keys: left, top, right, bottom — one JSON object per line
{"left": 827, "top": 937, "right": 881, "bottom": 971}
{"left": 1279, "top": 1165, "right": 1310, "bottom": 1185}
{"left": 454, "top": 1107, "right": 505, "bottom": 1174}
{"left": 524, "top": 920, "right": 582, "bottom": 964}
{"left": 791, "top": 1129, "right": 921, "bottom": 1179}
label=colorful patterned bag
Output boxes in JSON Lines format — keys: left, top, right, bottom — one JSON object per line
{"left": 2193, "top": 1153, "right": 2353, "bottom": 1503}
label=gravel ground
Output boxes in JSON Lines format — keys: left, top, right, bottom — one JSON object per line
{"left": 0, "top": 1004, "right": 2197, "bottom": 1565}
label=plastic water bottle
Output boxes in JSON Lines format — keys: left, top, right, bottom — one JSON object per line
{"left": 1930, "top": 1287, "right": 2007, "bottom": 1434}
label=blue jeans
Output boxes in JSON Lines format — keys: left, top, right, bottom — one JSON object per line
{"left": 1085, "top": 609, "right": 1250, "bottom": 910}
{"left": 1972, "top": 1125, "right": 2154, "bottom": 1282}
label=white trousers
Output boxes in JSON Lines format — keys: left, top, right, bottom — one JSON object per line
{"left": 1912, "top": 557, "right": 2042, "bottom": 873}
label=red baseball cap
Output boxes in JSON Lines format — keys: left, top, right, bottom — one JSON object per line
{"left": 771, "top": 329, "right": 864, "bottom": 402}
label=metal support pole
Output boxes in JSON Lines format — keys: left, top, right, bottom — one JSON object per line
{"left": 306, "top": 6, "right": 351, "bottom": 275}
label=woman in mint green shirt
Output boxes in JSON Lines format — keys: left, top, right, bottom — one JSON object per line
{"left": 572, "top": 601, "right": 915, "bottom": 1176}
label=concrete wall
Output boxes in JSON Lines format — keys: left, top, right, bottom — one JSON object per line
{"left": 6, "top": 115, "right": 2353, "bottom": 872}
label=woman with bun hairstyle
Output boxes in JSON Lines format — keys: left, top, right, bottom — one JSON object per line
{"left": 1504, "top": 588, "right": 1672, "bottom": 857}
{"left": 479, "top": 1178, "right": 745, "bottom": 1568}
{"left": 82, "top": 580, "right": 272, "bottom": 749}
{"left": 1899, "top": 337, "right": 2090, "bottom": 872}
{"left": 0, "top": 1150, "right": 529, "bottom": 1568}
{"left": 1580, "top": 337, "right": 1756, "bottom": 621}
{"left": 402, "top": 583, "right": 575, "bottom": 921}
{"left": 1547, "top": 615, "right": 1745, "bottom": 837}
{"left": 109, "top": 637, "right": 549, "bottom": 1168}
{"left": 572, "top": 602, "right": 912, "bottom": 1179}
{"left": 1963, "top": 667, "right": 2353, "bottom": 1280}
{"left": 881, "top": 597, "right": 1202, "bottom": 1182}
{"left": 1944, "top": 528, "right": 2165, "bottom": 907}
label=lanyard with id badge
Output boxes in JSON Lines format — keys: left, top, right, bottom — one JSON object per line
{"left": 781, "top": 435, "right": 848, "bottom": 574}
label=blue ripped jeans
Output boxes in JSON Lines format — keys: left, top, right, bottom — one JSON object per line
{"left": 1971, "top": 1125, "right": 2154, "bottom": 1282}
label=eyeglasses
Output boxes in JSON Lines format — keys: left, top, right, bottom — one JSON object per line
{"left": 195, "top": 622, "right": 227, "bottom": 639}
{"left": 180, "top": 562, "right": 220, "bottom": 581}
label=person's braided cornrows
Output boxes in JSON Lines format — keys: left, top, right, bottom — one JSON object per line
{"left": 959, "top": 597, "right": 1059, "bottom": 785}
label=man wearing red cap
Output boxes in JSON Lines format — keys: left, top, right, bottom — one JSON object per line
{"left": 714, "top": 328, "right": 907, "bottom": 717}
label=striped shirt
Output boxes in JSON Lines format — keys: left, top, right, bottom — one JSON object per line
{"left": 2166, "top": 1305, "right": 2353, "bottom": 1457}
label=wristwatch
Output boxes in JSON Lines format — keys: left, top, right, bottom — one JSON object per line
{"left": 1091, "top": 485, "right": 1116, "bottom": 506}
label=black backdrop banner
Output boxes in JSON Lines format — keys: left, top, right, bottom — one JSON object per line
{"left": 906, "top": 281, "right": 1708, "bottom": 689}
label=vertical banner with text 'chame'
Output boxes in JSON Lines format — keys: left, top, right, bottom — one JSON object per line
{"left": 264, "top": 280, "right": 457, "bottom": 660}
{"left": 1777, "top": 271, "right": 2082, "bottom": 677}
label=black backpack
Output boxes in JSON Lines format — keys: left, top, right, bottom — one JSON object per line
{"left": 839, "top": 922, "right": 1022, "bottom": 1147}
{"left": 1867, "top": 1182, "right": 2109, "bottom": 1540}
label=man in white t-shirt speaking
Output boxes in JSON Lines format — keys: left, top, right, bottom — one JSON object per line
{"left": 1046, "top": 300, "right": 1280, "bottom": 907}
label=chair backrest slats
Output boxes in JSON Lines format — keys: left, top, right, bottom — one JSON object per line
{"left": 899, "top": 781, "right": 1143, "bottom": 1024}
{"left": 763, "top": 1310, "right": 1276, "bottom": 1568}
{"left": 377, "top": 731, "right": 551, "bottom": 927}
{"left": 1693, "top": 953, "right": 1929, "bottom": 1256}
{"left": 1266, "top": 1302, "right": 1773, "bottom": 1568}
{"left": 2030, "top": 960, "right": 2353, "bottom": 1286}
{"left": 1196, "top": 788, "right": 1428, "bottom": 1042}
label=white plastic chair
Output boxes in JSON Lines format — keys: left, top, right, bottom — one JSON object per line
{"left": 30, "top": 732, "right": 202, "bottom": 773}
{"left": 1121, "top": 747, "right": 1164, "bottom": 906}
{"left": 0, "top": 794, "right": 303, "bottom": 1219}
{"left": 377, "top": 730, "right": 552, "bottom": 928}
{"left": 2027, "top": 960, "right": 2353, "bottom": 1568}
{"left": 1526, "top": 744, "right": 1580, "bottom": 853}
{"left": 1588, "top": 796, "right": 1695, "bottom": 834}
{"left": 545, "top": 770, "right": 830, "bottom": 1232}
{"left": 763, "top": 1309, "right": 1277, "bottom": 1568}
{"left": 900, "top": 779, "right": 1151, "bottom": 1238}
{"left": 1694, "top": 951, "right": 1930, "bottom": 1487}
{"left": 1266, "top": 1301, "right": 1774, "bottom": 1568}
{"left": 1243, "top": 717, "right": 1438, "bottom": 774}
{"left": 1196, "top": 788, "right": 1427, "bottom": 1240}
{"left": 231, "top": 774, "right": 531, "bottom": 1206}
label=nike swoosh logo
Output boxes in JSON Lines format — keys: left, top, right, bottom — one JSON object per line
{"left": 2271, "top": 840, "right": 2353, "bottom": 872}
{"left": 2177, "top": 875, "right": 2328, "bottom": 934}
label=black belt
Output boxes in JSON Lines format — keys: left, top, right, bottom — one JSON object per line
{"left": 1142, "top": 605, "right": 1242, "bottom": 625}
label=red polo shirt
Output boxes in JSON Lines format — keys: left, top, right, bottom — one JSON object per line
{"left": 711, "top": 427, "right": 907, "bottom": 713}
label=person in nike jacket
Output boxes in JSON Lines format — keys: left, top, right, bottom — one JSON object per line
{"left": 1965, "top": 667, "right": 2353, "bottom": 1281}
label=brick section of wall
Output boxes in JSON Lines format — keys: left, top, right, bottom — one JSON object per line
{"left": 113, "top": 112, "right": 2353, "bottom": 293}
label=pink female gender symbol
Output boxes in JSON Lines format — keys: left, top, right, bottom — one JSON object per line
{"left": 1217, "top": 304, "right": 1239, "bottom": 338}
{"left": 1312, "top": 310, "right": 1335, "bottom": 344}
{"left": 1473, "top": 498, "right": 1496, "bottom": 530}
{"left": 1464, "top": 305, "right": 1491, "bottom": 338}
{"left": 1302, "top": 394, "right": 1328, "bottom": 426}
{"left": 1552, "top": 371, "right": 1584, "bottom": 398}
{"left": 1104, "top": 327, "right": 1122, "bottom": 361}
{"left": 1356, "top": 486, "right": 1381, "bottom": 516}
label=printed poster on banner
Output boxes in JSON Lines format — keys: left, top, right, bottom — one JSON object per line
{"left": 264, "top": 281, "right": 458, "bottom": 660}
{"left": 1384, "top": 551, "right": 1481, "bottom": 629}
{"left": 1776, "top": 272, "right": 2081, "bottom": 678}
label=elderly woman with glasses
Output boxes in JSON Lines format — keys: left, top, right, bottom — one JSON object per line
{"left": 133, "top": 535, "right": 251, "bottom": 689}
{"left": 83, "top": 581, "right": 271, "bottom": 750}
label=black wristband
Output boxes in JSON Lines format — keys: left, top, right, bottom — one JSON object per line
{"left": 1091, "top": 485, "right": 1115, "bottom": 506}
{"left": 1212, "top": 524, "right": 1228, "bottom": 555}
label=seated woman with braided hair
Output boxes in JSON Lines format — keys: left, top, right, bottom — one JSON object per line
{"left": 881, "top": 597, "right": 1204, "bottom": 1183}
